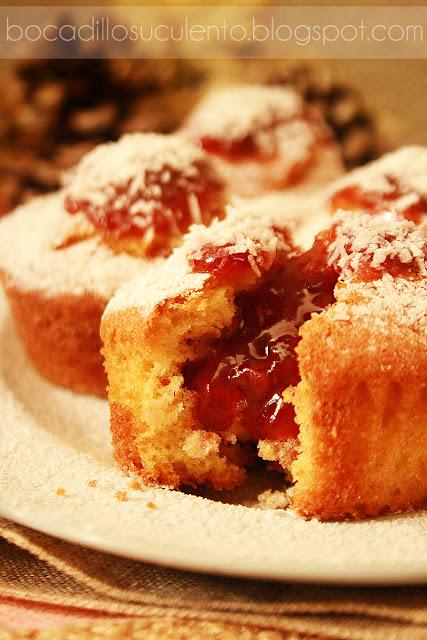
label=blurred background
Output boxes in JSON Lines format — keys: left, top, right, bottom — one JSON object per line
{"left": 0, "top": 0, "right": 426, "bottom": 215}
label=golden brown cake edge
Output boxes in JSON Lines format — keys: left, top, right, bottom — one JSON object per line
{"left": 4, "top": 283, "right": 108, "bottom": 397}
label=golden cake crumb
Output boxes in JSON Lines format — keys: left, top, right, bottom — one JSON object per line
{"left": 88, "top": 480, "right": 97, "bottom": 488}
{"left": 257, "top": 489, "right": 290, "bottom": 510}
{"left": 101, "top": 163, "right": 427, "bottom": 520}
{"left": 128, "top": 479, "right": 142, "bottom": 491}
{"left": 147, "top": 501, "right": 157, "bottom": 510}
{"left": 115, "top": 490, "right": 128, "bottom": 502}
{"left": 56, "top": 488, "right": 66, "bottom": 496}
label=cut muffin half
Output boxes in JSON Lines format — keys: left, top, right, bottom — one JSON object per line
{"left": 101, "top": 209, "right": 295, "bottom": 488}
{"left": 101, "top": 207, "right": 427, "bottom": 519}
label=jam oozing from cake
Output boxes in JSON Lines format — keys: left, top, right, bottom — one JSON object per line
{"left": 185, "top": 210, "right": 426, "bottom": 444}
{"left": 185, "top": 240, "right": 337, "bottom": 442}
{"left": 65, "top": 165, "right": 226, "bottom": 252}
{"left": 330, "top": 177, "right": 427, "bottom": 224}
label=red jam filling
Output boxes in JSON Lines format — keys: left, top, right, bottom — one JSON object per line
{"left": 337, "top": 249, "right": 425, "bottom": 282}
{"left": 184, "top": 210, "right": 424, "bottom": 445}
{"left": 200, "top": 135, "right": 270, "bottom": 162}
{"left": 184, "top": 239, "right": 337, "bottom": 443}
{"left": 190, "top": 228, "right": 292, "bottom": 285}
{"left": 65, "top": 165, "right": 226, "bottom": 247}
{"left": 199, "top": 115, "right": 309, "bottom": 163}
{"left": 319, "top": 223, "right": 425, "bottom": 282}
{"left": 330, "top": 178, "right": 427, "bottom": 224}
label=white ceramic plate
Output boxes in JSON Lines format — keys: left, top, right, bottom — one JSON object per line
{"left": 0, "top": 291, "right": 426, "bottom": 585}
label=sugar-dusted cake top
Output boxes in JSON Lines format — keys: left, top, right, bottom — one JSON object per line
{"left": 104, "top": 206, "right": 294, "bottom": 317}
{"left": 63, "top": 133, "right": 227, "bottom": 256}
{"left": 0, "top": 192, "right": 147, "bottom": 299}
{"left": 105, "top": 199, "right": 427, "bottom": 338}
{"left": 331, "top": 274, "right": 427, "bottom": 334}
{"left": 182, "top": 208, "right": 291, "bottom": 263}
{"left": 329, "top": 146, "right": 427, "bottom": 220}
{"left": 338, "top": 146, "right": 427, "bottom": 195}
{"left": 184, "top": 85, "right": 303, "bottom": 143}
{"left": 182, "top": 84, "right": 340, "bottom": 198}
{"left": 328, "top": 211, "right": 427, "bottom": 280}
{"left": 63, "top": 133, "right": 210, "bottom": 209}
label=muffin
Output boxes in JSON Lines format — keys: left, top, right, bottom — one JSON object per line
{"left": 182, "top": 84, "right": 344, "bottom": 197}
{"left": 0, "top": 133, "right": 227, "bottom": 395}
{"left": 101, "top": 171, "right": 427, "bottom": 519}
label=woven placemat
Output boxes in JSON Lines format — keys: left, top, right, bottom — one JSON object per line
{"left": 0, "top": 617, "right": 315, "bottom": 640}
{"left": 0, "top": 519, "right": 426, "bottom": 640}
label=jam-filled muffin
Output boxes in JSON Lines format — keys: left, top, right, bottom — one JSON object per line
{"left": 288, "top": 145, "right": 427, "bottom": 247}
{"left": 64, "top": 133, "right": 227, "bottom": 258}
{"left": 182, "top": 84, "right": 344, "bottom": 197}
{"left": 101, "top": 198, "right": 427, "bottom": 520}
{"left": 0, "top": 133, "right": 227, "bottom": 396}
{"left": 328, "top": 145, "right": 427, "bottom": 223}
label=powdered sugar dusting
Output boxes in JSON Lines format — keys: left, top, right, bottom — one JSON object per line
{"left": 63, "top": 133, "right": 207, "bottom": 211}
{"left": 183, "top": 206, "right": 291, "bottom": 261}
{"left": 332, "top": 275, "right": 427, "bottom": 333}
{"left": 329, "top": 146, "right": 427, "bottom": 200}
{"left": 328, "top": 211, "right": 427, "bottom": 279}
{"left": 184, "top": 85, "right": 304, "bottom": 150}
{"left": 104, "top": 206, "right": 292, "bottom": 316}
{"left": 0, "top": 192, "right": 148, "bottom": 299}
{"left": 183, "top": 87, "right": 341, "bottom": 198}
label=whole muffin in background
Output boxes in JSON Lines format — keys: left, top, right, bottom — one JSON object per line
{"left": 0, "top": 133, "right": 227, "bottom": 396}
{"left": 0, "top": 59, "right": 382, "bottom": 215}
{"left": 182, "top": 84, "right": 344, "bottom": 197}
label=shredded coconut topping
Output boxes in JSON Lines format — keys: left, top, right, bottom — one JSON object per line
{"left": 328, "top": 211, "right": 427, "bottom": 279}
{"left": 329, "top": 146, "right": 427, "bottom": 201}
{"left": 184, "top": 85, "right": 304, "bottom": 148}
{"left": 183, "top": 206, "right": 291, "bottom": 262}
{"left": 182, "top": 85, "right": 342, "bottom": 197}
{"left": 104, "top": 206, "right": 293, "bottom": 316}
{"left": 63, "top": 133, "right": 208, "bottom": 210}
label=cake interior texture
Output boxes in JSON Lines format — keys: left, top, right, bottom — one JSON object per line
{"left": 102, "top": 273, "right": 427, "bottom": 520}
{"left": 101, "top": 197, "right": 427, "bottom": 520}
{"left": 104, "top": 286, "right": 247, "bottom": 490}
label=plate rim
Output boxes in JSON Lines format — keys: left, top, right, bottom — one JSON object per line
{"left": 1, "top": 502, "right": 427, "bottom": 586}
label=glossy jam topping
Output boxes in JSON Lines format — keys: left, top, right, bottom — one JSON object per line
{"left": 184, "top": 240, "right": 337, "bottom": 442}
{"left": 190, "top": 228, "right": 292, "bottom": 286}
{"left": 65, "top": 164, "right": 226, "bottom": 253}
{"left": 199, "top": 115, "right": 311, "bottom": 164}
{"left": 330, "top": 179, "right": 427, "bottom": 224}
{"left": 201, "top": 133, "right": 274, "bottom": 162}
